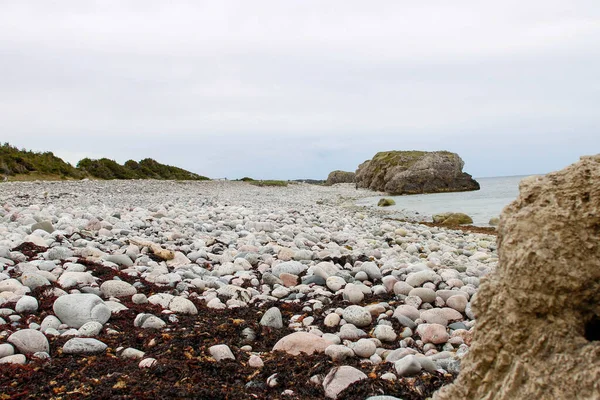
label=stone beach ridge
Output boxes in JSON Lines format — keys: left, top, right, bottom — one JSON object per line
{"left": 0, "top": 180, "right": 497, "bottom": 399}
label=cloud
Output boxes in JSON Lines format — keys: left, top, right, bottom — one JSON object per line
{"left": 1, "top": 0, "right": 599, "bottom": 179}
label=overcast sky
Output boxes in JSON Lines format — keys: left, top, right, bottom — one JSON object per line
{"left": 1, "top": 1, "right": 599, "bottom": 179}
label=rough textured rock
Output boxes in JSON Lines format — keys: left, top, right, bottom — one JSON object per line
{"left": 325, "top": 170, "right": 355, "bottom": 185}
{"left": 355, "top": 151, "right": 479, "bottom": 195}
{"left": 434, "top": 155, "right": 600, "bottom": 400}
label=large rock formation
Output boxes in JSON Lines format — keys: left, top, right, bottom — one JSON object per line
{"left": 434, "top": 155, "right": 600, "bottom": 400}
{"left": 325, "top": 170, "right": 355, "bottom": 185}
{"left": 355, "top": 151, "right": 479, "bottom": 194}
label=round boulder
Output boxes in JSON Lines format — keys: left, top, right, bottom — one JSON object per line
{"left": 53, "top": 293, "right": 111, "bottom": 328}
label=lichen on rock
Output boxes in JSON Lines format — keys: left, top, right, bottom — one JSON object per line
{"left": 355, "top": 150, "right": 479, "bottom": 195}
{"left": 434, "top": 155, "right": 600, "bottom": 400}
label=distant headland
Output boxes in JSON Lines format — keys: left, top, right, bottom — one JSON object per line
{"left": 0, "top": 143, "right": 209, "bottom": 181}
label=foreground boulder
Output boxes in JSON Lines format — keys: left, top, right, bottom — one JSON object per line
{"left": 434, "top": 155, "right": 600, "bottom": 400}
{"left": 325, "top": 170, "right": 356, "bottom": 185}
{"left": 355, "top": 151, "right": 479, "bottom": 194}
{"left": 53, "top": 294, "right": 111, "bottom": 328}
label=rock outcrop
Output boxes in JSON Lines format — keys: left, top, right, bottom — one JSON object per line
{"left": 355, "top": 151, "right": 479, "bottom": 195}
{"left": 434, "top": 155, "right": 600, "bottom": 400}
{"left": 325, "top": 170, "right": 355, "bottom": 185}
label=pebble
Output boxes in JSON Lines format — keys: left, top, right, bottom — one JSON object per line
{"left": 15, "top": 295, "right": 39, "bottom": 313}
{"left": 0, "top": 354, "right": 27, "bottom": 364}
{"left": 100, "top": 280, "right": 137, "bottom": 298}
{"left": 8, "top": 329, "right": 49, "bottom": 354}
{"left": 78, "top": 321, "right": 104, "bottom": 336}
{"left": 352, "top": 338, "right": 376, "bottom": 358}
{"left": 272, "top": 332, "right": 331, "bottom": 355}
{"left": 342, "top": 305, "right": 372, "bottom": 327}
{"left": 394, "top": 354, "right": 422, "bottom": 377}
{"left": 63, "top": 338, "right": 107, "bottom": 354}
{"left": 416, "top": 323, "right": 450, "bottom": 344}
{"left": 323, "top": 366, "right": 368, "bottom": 399}
{"left": 53, "top": 294, "right": 111, "bottom": 328}
{"left": 325, "top": 344, "right": 354, "bottom": 361}
{"left": 260, "top": 307, "right": 283, "bottom": 329}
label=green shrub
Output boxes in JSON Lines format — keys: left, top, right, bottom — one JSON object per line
{"left": 249, "top": 180, "right": 288, "bottom": 187}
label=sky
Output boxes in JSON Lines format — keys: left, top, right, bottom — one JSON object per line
{"left": 1, "top": 1, "right": 599, "bottom": 179}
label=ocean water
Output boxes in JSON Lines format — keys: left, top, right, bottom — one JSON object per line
{"left": 356, "top": 175, "right": 534, "bottom": 226}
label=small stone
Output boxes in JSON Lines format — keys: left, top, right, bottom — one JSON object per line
{"left": 416, "top": 323, "right": 449, "bottom": 344}
{"left": 8, "top": 329, "right": 49, "bottom": 354}
{"left": 248, "top": 355, "right": 264, "bottom": 368}
{"left": 31, "top": 221, "right": 54, "bottom": 234}
{"left": 446, "top": 295, "right": 468, "bottom": 313}
{"left": 209, "top": 344, "right": 235, "bottom": 361}
{"left": 63, "top": 338, "right": 107, "bottom": 354}
{"left": 324, "top": 313, "right": 341, "bottom": 328}
{"left": 272, "top": 332, "right": 331, "bottom": 355}
{"left": 352, "top": 339, "right": 376, "bottom": 358}
{"left": 105, "top": 254, "right": 134, "bottom": 267}
{"left": 15, "top": 295, "right": 38, "bottom": 313}
{"left": 326, "top": 276, "right": 346, "bottom": 292}
{"left": 279, "top": 273, "right": 298, "bottom": 287}
{"left": 325, "top": 344, "right": 354, "bottom": 361}
{"left": 0, "top": 354, "right": 26, "bottom": 364}
{"left": 342, "top": 305, "right": 372, "bottom": 328}
{"left": 132, "top": 293, "right": 148, "bottom": 304}
{"left": 373, "top": 324, "right": 397, "bottom": 342}
{"left": 53, "top": 294, "right": 111, "bottom": 329}
{"left": 323, "top": 366, "right": 368, "bottom": 399}
{"left": 342, "top": 283, "right": 365, "bottom": 304}
{"left": 260, "top": 307, "right": 283, "bottom": 329}
{"left": 408, "top": 287, "right": 437, "bottom": 303}
{"left": 78, "top": 321, "right": 103, "bottom": 336}
{"left": 139, "top": 358, "right": 157, "bottom": 368}
{"left": 0, "top": 343, "right": 15, "bottom": 358}
{"left": 121, "top": 347, "right": 145, "bottom": 359}
{"left": 100, "top": 280, "right": 137, "bottom": 298}
{"left": 395, "top": 355, "right": 422, "bottom": 377}
{"left": 46, "top": 246, "right": 74, "bottom": 261}
{"left": 169, "top": 296, "right": 198, "bottom": 315}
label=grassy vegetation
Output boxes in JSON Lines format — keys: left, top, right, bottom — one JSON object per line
{"left": 248, "top": 180, "right": 288, "bottom": 187}
{"left": 0, "top": 143, "right": 209, "bottom": 181}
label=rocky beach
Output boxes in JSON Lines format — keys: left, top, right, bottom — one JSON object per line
{"left": 0, "top": 180, "right": 498, "bottom": 399}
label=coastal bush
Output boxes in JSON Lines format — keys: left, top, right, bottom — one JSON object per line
{"left": 377, "top": 198, "right": 396, "bottom": 207}
{"left": 239, "top": 177, "right": 255, "bottom": 182}
{"left": 249, "top": 180, "right": 288, "bottom": 187}
{"left": 0, "top": 142, "right": 209, "bottom": 181}
{"left": 0, "top": 143, "right": 83, "bottom": 179}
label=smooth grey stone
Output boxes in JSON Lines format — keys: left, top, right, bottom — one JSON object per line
{"left": 301, "top": 275, "right": 326, "bottom": 286}
{"left": 8, "top": 329, "right": 49, "bottom": 354}
{"left": 394, "top": 314, "right": 417, "bottom": 330}
{"left": 105, "top": 254, "right": 133, "bottom": 267}
{"left": 260, "top": 307, "right": 283, "bottom": 329}
{"left": 53, "top": 294, "right": 111, "bottom": 328}
{"left": 449, "top": 322, "right": 468, "bottom": 330}
{"left": 63, "top": 338, "right": 107, "bottom": 354}
{"left": 395, "top": 355, "right": 422, "bottom": 377}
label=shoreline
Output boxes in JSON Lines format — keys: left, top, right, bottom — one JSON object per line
{"left": 0, "top": 180, "right": 496, "bottom": 399}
